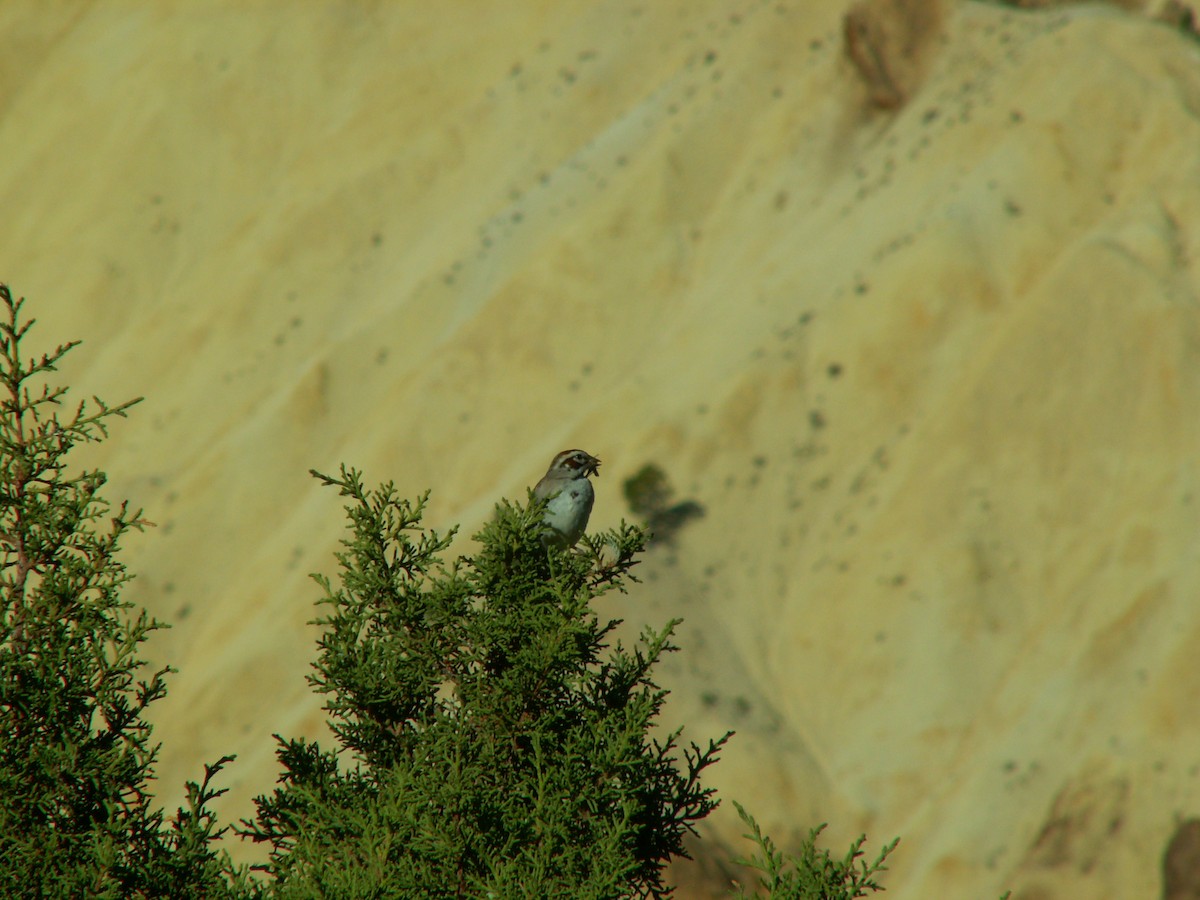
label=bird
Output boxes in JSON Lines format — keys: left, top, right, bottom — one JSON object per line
{"left": 532, "top": 449, "right": 601, "bottom": 549}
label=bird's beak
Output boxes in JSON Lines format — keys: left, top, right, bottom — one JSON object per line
{"left": 586, "top": 455, "right": 601, "bottom": 477}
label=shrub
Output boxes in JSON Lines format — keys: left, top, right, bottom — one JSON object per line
{"left": 241, "top": 467, "right": 730, "bottom": 897}
{"left": 0, "top": 285, "right": 251, "bottom": 897}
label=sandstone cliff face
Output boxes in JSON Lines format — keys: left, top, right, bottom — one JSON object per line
{"left": 3, "top": 2, "right": 1199, "bottom": 897}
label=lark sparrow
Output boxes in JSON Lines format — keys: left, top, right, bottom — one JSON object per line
{"left": 532, "top": 449, "right": 601, "bottom": 549}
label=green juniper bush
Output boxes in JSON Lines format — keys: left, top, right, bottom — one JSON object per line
{"left": 0, "top": 284, "right": 251, "bottom": 898}
{"left": 241, "top": 468, "right": 731, "bottom": 898}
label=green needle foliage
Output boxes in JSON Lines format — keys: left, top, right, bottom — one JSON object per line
{"left": 242, "top": 466, "right": 731, "bottom": 898}
{"left": 0, "top": 285, "right": 252, "bottom": 897}
{"left": 730, "top": 802, "right": 898, "bottom": 899}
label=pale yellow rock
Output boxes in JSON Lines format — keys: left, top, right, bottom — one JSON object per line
{"left": 3, "top": 2, "right": 1199, "bottom": 897}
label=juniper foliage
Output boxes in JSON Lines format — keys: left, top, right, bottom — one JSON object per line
{"left": 0, "top": 285, "right": 251, "bottom": 898}
{"left": 730, "top": 802, "right": 898, "bottom": 899}
{"left": 242, "top": 466, "right": 730, "bottom": 897}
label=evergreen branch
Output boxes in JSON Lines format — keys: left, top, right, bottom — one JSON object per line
{"left": 0, "top": 284, "right": 241, "bottom": 897}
